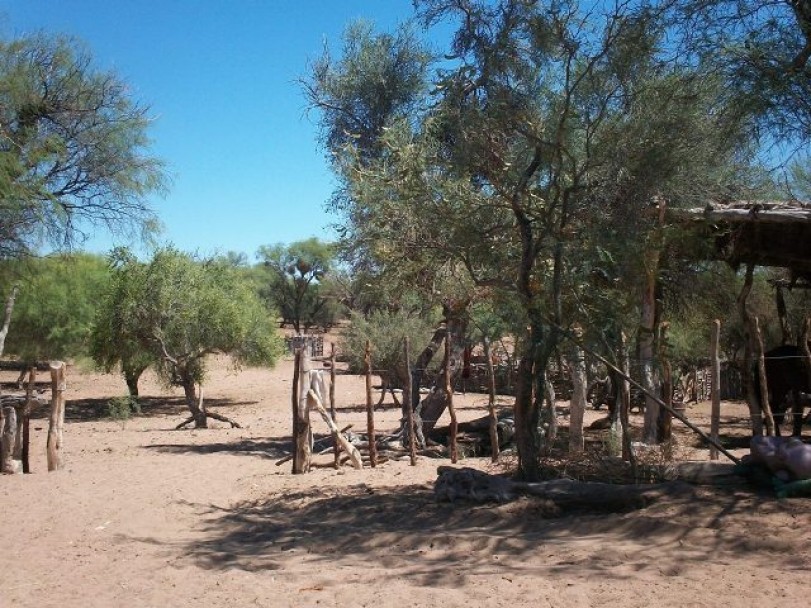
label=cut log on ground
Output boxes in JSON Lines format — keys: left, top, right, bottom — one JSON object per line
{"left": 435, "top": 466, "right": 696, "bottom": 511}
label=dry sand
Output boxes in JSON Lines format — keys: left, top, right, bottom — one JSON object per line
{"left": 1, "top": 354, "right": 810, "bottom": 608}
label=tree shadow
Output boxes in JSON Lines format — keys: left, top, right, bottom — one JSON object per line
{"left": 145, "top": 437, "right": 292, "bottom": 459}
{"left": 140, "top": 482, "right": 809, "bottom": 588}
{"left": 22, "top": 396, "right": 259, "bottom": 423}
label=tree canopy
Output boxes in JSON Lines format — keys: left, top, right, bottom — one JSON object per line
{"left": 0, "top": 253, "right": 109, "bottom": 361}
{"left": 257, "top": 238, "right": 341, "bottom": 333}
{"left": 307, "top": 0, "right": 768, "bottom": 478}
{"left": 0, "top": 33, "right": 166, "bottom": 258}
{"left": 92, "top": 247, "right": 284, "bottom": 427}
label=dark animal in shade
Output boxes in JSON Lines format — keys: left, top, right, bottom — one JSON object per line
{"left": 754, "top": 344, "right": 811, "bottom": 437}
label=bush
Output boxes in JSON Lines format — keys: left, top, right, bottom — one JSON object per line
{"left": 339, "top": 310, "right": 438, "bottom": 385}
{"left": 106, "top": 395, "right": 141, "bottom": 423}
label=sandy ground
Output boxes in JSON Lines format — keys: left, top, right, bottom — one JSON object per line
{"left": 1, "top": 353, "right": 810, "bottom": 608}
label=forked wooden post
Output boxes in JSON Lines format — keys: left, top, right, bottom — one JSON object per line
{"left": 710, "top": 320, "right": 721, "bottom": 461}
{"left": 403, "top": 337, "right": 416, "bottom": 466}
{"left": 445, "top": 333, "right": 458, "bottom": 463}
{"left": 291, "top": 349, "right": 313, "bottom": 474}
{"left": 47, "top": 361, "right": 66, "bottom": 472}
{"left": 364, "top": 340, "right": 377, "bottom": 467}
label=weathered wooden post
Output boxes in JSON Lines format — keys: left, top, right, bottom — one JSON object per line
{"left": 364, "top": 340, "right": 377, "bottom": 467}
{"left": 710, "top": 319, "right": 721, "bottom": 461}
{"left": 291, "top": 349, "right": 313, "bottom": 474}
{"left": 329, "top": 343, "right": 339, "bottom": 468}
{"left": 618, "top": 332, "right": 635, "bottom": 468}
{"left": 752, "top": 316, "right": 775, "bottom": 436}
{"left": 445, "top": 333, "right": 458, "bottom": 463}
{"left": 566, "top": 328, "right": 586, "bottom": 456}
{"left": 22, "top": 367, "right": 34, "bottom": 473}
{"left": 738, "top": 264, "right": 763, "bottom": 436}
{"left": 403, "top": 337, "right": 416, "bottom": 466}
{"left": 657, "top": 322, "right": 673, "bottom": 451}
{"left": 483, "top": 338, "right": 500, "bottom": 462}
{"left": 2, "top": 405, "right": 17, "bottom": 473}
{"left": 47, "top": 361, "right": 66, "bottom": 472}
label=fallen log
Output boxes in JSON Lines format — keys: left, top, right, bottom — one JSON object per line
{"left": 434, "top": 466, "right": 696, "bottom": 510}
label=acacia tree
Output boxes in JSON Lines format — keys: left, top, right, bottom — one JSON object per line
{"left": 94, "top": 248, "right": 284, "bottom": 428}
{"left": 257, "top": 238, "right": 338, "bottom": 333}
{"left": 309, "top": 1, "right": 760, "bottom": 479}
{"left": 0, "top": 33, "right": 165, "bottom": 258}
{"left": 0, "top": 253, "right": 110, "bottom": 362}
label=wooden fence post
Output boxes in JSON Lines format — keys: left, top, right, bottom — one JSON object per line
{"left": 445, "top": 333, "right": 458, "bottom": 463}
{"left": 657, "top": 322, "right": 673, "bottom": 451}
{"left": 566, "top": 329, "right": 586, "bottom": 456}
{"left": 752, "top": 317, "right": 775, "bottom": 436}
{"left": 483, "top": 338, "right": 500, "bottom": 462}
{"left": 22, "top": 367, "right": 34, "bottom": 473}
{"left": 47, "top": 361, "right": 66, "bottom": 472}
{"left": 403, "top": 337, "right": 417, "bottom": 466}
{"left": 291, "top": 349, "right": 313, "bottom": 474}
{"left": 365, "top": 340, "right": 377, "bottom": 467}
{"left": 330, "top": 343, "right": 339, "bottom": 468}
{"left": 710, "top": 320, "right": 721, "bottom": 461}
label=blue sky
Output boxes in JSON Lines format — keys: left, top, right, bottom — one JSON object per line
{"left": 0, "top": 1, "right": 429, "bottom": 260}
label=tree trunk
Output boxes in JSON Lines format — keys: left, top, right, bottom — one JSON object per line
{"left": 415, "top": 308, "right": 469, "bottom": 433}
{"left": 123, "top": 360, "right": 146, "bottom": 398}
{"left": 181, "top": 376, "right": 207, "bottom": 428}
{"left": 567, "top": 328, "right": 587, "bottom": 455}
{"left": 514, "top": 315, "right": 556, "bottom": 481}
{"left": 775, "top": 284, "right": 793, "bottom": 345}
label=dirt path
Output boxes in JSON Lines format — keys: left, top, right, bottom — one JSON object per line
{"left": 1, "top": 356, "right": 809, "bottom": 608}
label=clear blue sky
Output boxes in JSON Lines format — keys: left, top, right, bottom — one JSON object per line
{"left": 0, "top": 1, "right": 429, "bottom": 260}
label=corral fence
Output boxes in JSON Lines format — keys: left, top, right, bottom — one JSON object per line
{"left": 285, "top": 334, "right": 324, "bottom": 358}
{"left": 446, "top": 357, "right": 744, "bottom": 402}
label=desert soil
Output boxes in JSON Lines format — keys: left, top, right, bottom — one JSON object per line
{"left": 1, "top": 352, "right": 810, "bottom": 608}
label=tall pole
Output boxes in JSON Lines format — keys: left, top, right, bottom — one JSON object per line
{"left": 710, "top": 320, "right": 721, "bottom": 461}
{"left": 365, "top": 340, "right": 377, "bottom": 467}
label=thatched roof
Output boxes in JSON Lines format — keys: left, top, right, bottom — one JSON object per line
{"left": 671, "top": 200, "right": 811, "bottom": 284}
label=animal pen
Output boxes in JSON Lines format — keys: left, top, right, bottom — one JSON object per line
{"left": 0, "top": 360, "right": 67, "bottom": 474}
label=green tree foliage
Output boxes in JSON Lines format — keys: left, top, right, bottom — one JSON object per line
{"left": 309, "top": 2, "right": 762, "bottom": 478}
{"left": 92, "top": 247, "right": 284, "bottom": 427}
{"left": 0, "top": 33, "right": 166, "bottom": 258}
{"left": 257, "top": 238, "right": 341, "bottom": 333}
{"left": 0, "top": 253, "right": 109, "bottom": 362}
{"left": 678, "top": 0, "right": 811, "bottom": 151}
{"left": 339, "top": 309, "right": 438, "bottom": 393}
